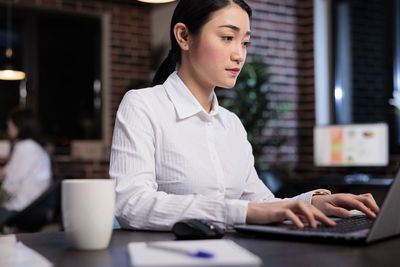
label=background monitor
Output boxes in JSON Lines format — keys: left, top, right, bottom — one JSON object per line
{"left": 314, "top": 123, "right": 388, "bottom": 167}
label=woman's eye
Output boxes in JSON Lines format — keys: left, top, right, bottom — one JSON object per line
{"left": 243, "top": 41, "right": 251, "bottom": 47}
{"left": 222, "top": 36, "right": 233, "bottom": 41}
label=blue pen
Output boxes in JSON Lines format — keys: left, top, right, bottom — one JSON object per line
{"left": 146, "top": 242, "right": 214, "bottom": 258}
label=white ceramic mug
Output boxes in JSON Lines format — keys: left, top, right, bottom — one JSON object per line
{"left": 62, "top": 179, "right": 115, "bottom": 250}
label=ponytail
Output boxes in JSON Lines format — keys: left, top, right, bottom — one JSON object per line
{"left": 151, "top": 50, "right": 178, "bottom": 86}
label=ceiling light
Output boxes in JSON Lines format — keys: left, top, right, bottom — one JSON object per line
{"left": 138, "top": 0, "right": 177, "bottom": 3}
{"left": 0, "top": 0, "right": 26, "bottom": 81}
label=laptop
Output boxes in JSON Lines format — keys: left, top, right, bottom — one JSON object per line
{"left": 234, "top": 170, "right": 400, "bottom": 244}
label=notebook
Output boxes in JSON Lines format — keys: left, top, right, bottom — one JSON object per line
{"left": 128, "top": 239, "right": 261, "bottom": 266}
{"left": 235, "top": 169, "right": 400, "bottom": 244}
{"left": 0, "top": 235, "right": 53, "bottom": 267}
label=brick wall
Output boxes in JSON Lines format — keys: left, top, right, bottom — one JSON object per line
{"left": 2, "top": 0, "right": 151, "bottom": 178}
{"left": 246, "top": 0, "right": 314, "bottom": 178}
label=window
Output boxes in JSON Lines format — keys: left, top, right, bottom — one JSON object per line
{"left": 37, "top": 12, "right": 102, "bottom": 142}
{"left": 0, "top": 6, "right": 103, "bottom": 155}
{"left": 314, "top": 0, "right": 400, "bottom": 152}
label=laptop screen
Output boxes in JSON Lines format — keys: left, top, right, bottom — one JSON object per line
{"left": 314, "top": 123, "right": 388, "bottom": 167}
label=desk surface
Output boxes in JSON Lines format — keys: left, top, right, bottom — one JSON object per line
{"left": 16, "top": 229, "right": 400, "bottom": 267}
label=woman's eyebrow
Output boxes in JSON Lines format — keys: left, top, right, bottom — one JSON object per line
{"left": 218, "top": 24, "right": 251, "bottom": 36}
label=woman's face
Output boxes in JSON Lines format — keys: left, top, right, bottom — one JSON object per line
{"left": 187, "top": 4, "right": 250, "bottom": 89}
{"left": 7, "top": 120, "right": 18, "bottom": 140}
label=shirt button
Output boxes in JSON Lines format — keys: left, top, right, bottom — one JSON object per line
{"left": 207, "top": 121, "right": 212, "bottom": 126}
{"left": 219, "top": 187, "right": 224, "bottom": 193}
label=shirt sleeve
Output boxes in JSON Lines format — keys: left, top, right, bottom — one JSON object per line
{"left": 110, "top": 91, "right": 249, "bottom": 230}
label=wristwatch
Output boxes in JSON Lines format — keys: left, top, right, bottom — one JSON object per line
{"left": 312, "top": 189, "right": 331, "bottom": 197}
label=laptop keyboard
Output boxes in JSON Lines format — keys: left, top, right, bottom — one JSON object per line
{"left": 296, "top": 216, "right": 374, "bottom": 233}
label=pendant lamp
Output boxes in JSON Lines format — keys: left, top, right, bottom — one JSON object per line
{"left": 137, "top": 0, "right": 176, "bottom": 3}
{"left": 0, "top": 0, "right": 26, "bottom": 81}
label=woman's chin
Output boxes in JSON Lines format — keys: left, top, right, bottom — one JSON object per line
{"left": 217, "top": 80, "right": 237, "bottom": 89}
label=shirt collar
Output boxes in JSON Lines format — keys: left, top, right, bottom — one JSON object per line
{"left": 163, "top": 71, "right": 221, "bottom": 120}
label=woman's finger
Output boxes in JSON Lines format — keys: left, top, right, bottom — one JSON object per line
{"left": 284, "top": 209, "right": 304, "bottom": 229}
{"left": 294, "top": 202, "right": 317, "bottom": 228}
{"left": 339, "top": 197, "right": 377, "bottom": 218}
{"left": 297, "top": 214, "right": 309, "bottom": 223}
{"left": 356, "top": 194, "right": 380, "bottom": 213}
{"left": 310, "top": 205, "right": 337, "bottom": 226}
{"left": 322, "top": 205, "right": 351, "bottom": 219}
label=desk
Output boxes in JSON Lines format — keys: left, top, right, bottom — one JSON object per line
{"left": 15, "top": 229, "right": 400, "bottom": 267}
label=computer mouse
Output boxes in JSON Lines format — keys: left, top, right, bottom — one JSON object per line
{"left": 172, "top": 219, "right": 225, "bottom": 240}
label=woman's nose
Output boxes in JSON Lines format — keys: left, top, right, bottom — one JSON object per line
{"left": 231, "top": 45, "right": 245, "bottom": 63}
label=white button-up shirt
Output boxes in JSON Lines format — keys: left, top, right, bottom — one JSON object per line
{"left": 110, "top": 71, "right": 316, "bottom": 230}
{"left": 2, "top": 139, "right": 52, "bottom": 211}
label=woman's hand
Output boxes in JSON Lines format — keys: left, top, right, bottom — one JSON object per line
{"left": 311, "top": 193, "right": 380, "bottom": 219}
{"left": 246, "top": 201, "right": 336, "bottom": 228}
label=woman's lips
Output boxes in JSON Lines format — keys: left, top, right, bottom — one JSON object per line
{"left": 227, "top": 68, "right": 241, "bottom": 76}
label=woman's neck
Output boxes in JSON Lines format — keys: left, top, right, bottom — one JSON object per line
{"left": 177, "top": 67, "right": 214, "bottom": 113}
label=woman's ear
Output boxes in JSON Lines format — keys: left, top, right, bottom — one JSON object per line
{"left": 173, "top": 23, "right": 191, "bottom": 51}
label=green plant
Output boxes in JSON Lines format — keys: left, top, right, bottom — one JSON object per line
{"left": 219, "top": 57, "right": 290, "bottom": 173}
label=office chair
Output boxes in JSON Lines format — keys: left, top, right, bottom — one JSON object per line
{"left": 1, "top": 176, "right": 64, "bottom": 233}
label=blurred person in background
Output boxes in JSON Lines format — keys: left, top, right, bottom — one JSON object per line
{"left": 0, "top": 106, "right": 52, "bottom": 226}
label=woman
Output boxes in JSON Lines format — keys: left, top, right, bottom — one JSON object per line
{"left": 0, "top": 107, "right": 52, "bottom": 226}
{"left": 110, "top": 0, "right": 379, "bottom": 230}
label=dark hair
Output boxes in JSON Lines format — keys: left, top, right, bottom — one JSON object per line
{"left": 7, "top": 106, "right": 40, "bottom": 142}
{"left": 151, "top": 0, "right": 252, "bottom": 86}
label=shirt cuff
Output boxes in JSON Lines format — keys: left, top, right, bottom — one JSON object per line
{"left": 225, "top": 199, "right": 249, "bottom": 226}
{"left": 295, "top": 189, "right": 331, "bottom": 204}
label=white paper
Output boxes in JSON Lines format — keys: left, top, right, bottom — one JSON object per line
{"left": 0, "top": 235, "right": 53, "bottom": 267}
{"left": 128, "top": 239, "right": 262, "bottom": 266}
{"left": 0, "top": 235, "right": 17, "bottom": 266}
